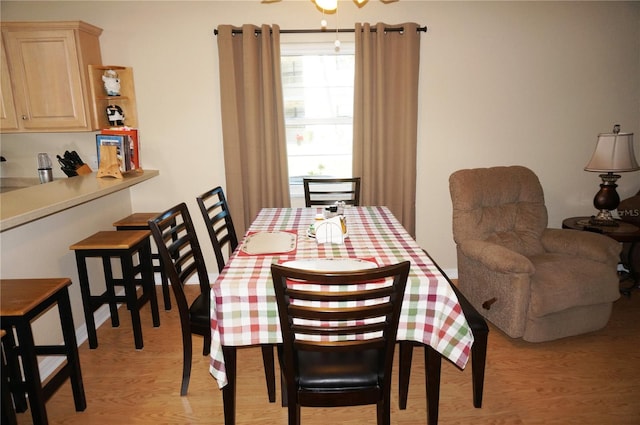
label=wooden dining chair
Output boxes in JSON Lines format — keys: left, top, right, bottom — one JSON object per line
{"left": 148, "top": 203, "right": 211, "bottom": 396}
{"left": 196, "top": 186, "right": 276, "bottom": 403}
{"left": 303, "top": 177, "right": 361, "bottom": 207}
{"left": 398, "top": 248, "right": 489, "bottom": 423}
{"left": 271, "top": 261, "right": 410, "bottom": 425}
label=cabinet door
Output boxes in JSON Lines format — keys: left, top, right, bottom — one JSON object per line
{"left": 0, "top": 36, "right": 19, "bottom": 131}
{"left": 4, "top": 29, "right": 90, "bottom": 131}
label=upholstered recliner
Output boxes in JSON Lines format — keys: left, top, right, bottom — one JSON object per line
{"left": 449, "top": 166, "right": 621, "bottom": 342}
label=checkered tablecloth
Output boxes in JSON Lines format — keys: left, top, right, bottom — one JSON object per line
{"left": 209, "top": 206, "right": 474, "bottom": 388}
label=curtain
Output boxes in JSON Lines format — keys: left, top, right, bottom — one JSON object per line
{"left": 216, "top": 24, "right": 291, "bottom": 238}
{"left": 353, "top": 22, "right": 421, "bottom": 237}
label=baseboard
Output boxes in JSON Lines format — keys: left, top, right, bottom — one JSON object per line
{"left": 443, "top": 268, "right": 458, "bottom": 279}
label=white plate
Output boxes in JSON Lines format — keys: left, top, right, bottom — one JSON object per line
{"left": 281, "top": 258, "right": 377, "bottom": 272}
{"left": 241, "top": 231, "right": 297, "bottom": 255}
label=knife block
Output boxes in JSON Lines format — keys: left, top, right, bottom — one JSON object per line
{"left": 96, "top": 145, "right": 123, "bottom": 179}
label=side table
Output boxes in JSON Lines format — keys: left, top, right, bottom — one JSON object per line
{"left": 562, "top": 216, "right": 640, "bottom": 294}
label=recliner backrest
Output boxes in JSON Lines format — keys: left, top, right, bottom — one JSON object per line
{"left": 449, "top": 166, "right": 548, "bottom": 257}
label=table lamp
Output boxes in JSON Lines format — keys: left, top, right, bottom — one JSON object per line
{"left": 584, "top": 124, "right": 639, "bottom": 226}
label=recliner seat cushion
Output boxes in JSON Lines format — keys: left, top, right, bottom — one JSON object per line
{"left": 528, "top": 253, "right": 620, "bottom": 317}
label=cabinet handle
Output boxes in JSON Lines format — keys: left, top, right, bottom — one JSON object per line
{"left": 21, "top": 115, "right": 28, "bottom": 120}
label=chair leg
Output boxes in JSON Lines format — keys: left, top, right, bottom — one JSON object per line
{"left": 203, "top": 331, "right": 211, "bottom": 356}
{"left": 376, "top": 395, "right": 391, "bottom": 425}
{"left": 398, "top": 341, "right": 413, "bottom": 409}
{"left": 180, "top": 330, "right": 193, "bottom": 396}
{"left": 287, "top": 399, "right": 300, "bottom": 425}
{"left": 425, "top": 346, "right": 442, "bottom": 425}
{"left": 471, "top": 328, "right": 488, "bottom": 408}
{"left": 261, "top": 345, "right": 276, "bottom": 402}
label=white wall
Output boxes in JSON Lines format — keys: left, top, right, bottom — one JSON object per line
{"left": 1, "top": 0, "right": 639, "bottom": 273}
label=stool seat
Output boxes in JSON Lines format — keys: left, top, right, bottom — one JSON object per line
{"left": 1, "top": 278, "right": 86, "bottom": 425}
{"left": 112, "top": 213, "right": 172, "bottom": 311}
{"left": 70, "top": 230, "right": 150, "bottom": 250}
{"left": 113, "top": 212, "right": 159, "bottom": 228}
{"left": 70, "top": 230, "right": 160, "bottom": 350}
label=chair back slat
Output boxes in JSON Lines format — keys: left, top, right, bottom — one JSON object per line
{"left": 196, "top": 186, "right": 239, "bottom": 272}
{"left": 148, "top": 203, "right": 210, "bottom": 316}
{"left": 271, "top": 260, "right": 409, "bottom": 384}
{"left": 303, "top": 177, "right": 361, "bottom": 207}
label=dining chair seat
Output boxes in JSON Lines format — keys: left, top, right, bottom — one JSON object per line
{"left": 298, "top": 350, "right": 379, "bottom": 389}
{"left": 189, "top": 294, "right": 209, "bottom": 324}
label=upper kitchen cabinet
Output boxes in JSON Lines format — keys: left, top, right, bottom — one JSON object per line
{"left": 0, "top": 21, "right": 103, "bottom": 133}
{"left": 0, "top": 37, "right": 19, "bottom": 131}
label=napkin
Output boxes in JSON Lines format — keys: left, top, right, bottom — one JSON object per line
{"left": 315, "top": 216, "right": 344, "bottom": 245}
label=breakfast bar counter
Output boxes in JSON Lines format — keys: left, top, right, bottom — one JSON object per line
{"left": 0, "top": 170, "right": 159, "bottom": 232}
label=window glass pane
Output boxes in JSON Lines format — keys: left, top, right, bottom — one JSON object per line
{"left": 281, "top": 44, "right": 355, "bottom": 202}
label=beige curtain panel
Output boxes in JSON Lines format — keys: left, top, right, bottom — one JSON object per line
{"left": 216, "top": 24, "right": 291, "bottom": 238}
{"left": 353, "top": 22, "right": 421, "bottom": 237}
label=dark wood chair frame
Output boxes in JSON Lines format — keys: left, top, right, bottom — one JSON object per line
{"left": 302, "top": 177, "right": 361, "bottom": 207}
{"left": 398, "top": 249, "right": 488, "bottom": 425}
{"left": 271, "top": 261, "right": 410, "bottom": 425}
{"left": 148, "top": 203, "right": 214, "bottom": 396}
{"left": 196, "top": 186, "right": 276, "bottom": 402}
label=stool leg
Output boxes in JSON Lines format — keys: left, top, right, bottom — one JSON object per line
{"left": 1, "top": 330, "right": 26, "bottom": 412}
{"left": 122, "top": 254, "right": 144, "bottom": 349}
{"left": 75, "top": 252, "right": 100, "bottom": 349}
{"left": 141, "top": 241, "right": 160, "bottom": 327}
{"left": 15, "top": 320, "right": 48, "bottom": 425}
{"left": 102, "top": 256, "right": 120, "bottom": 326}
{"left": 57, "top": 287, "right": 87, "bottom": 411}
{"left": 1, "top": 332, "right": 17, "bottom": 425}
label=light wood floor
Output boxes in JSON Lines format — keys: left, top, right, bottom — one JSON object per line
{"left": 16, "top": 284, "right": 640, "bottom": 425}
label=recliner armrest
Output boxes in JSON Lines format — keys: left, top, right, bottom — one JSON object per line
{"left": 541, "top": 228, "right": 621, "bottom": 265}
{"left": 458, "top": 239, "right": 535, "bottom": 275}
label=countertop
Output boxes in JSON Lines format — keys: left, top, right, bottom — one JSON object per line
{"left": 0, "top": 170, "right": 159, "bottom": 232}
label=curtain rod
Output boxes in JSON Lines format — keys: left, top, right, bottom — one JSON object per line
{"left": 214, "top": 26, "right": 427, "bottom": 36}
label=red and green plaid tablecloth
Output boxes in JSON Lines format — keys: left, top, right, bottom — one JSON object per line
{"left": 209, "top": 206, "right": 474, "bottom": 388}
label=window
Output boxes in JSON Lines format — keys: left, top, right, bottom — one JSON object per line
{"left": 281, "top": 42, "right": 355, "bottom": 203}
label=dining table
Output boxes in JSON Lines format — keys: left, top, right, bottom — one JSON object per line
{"left": 209, "top": 206, "right": 474, "bottom": 424}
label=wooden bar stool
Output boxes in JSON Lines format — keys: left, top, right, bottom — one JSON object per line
{"left": 0, "top": 278, "right": 86, "bottom": 425}
{"left": 70, "top": 230, "right": 160, "bottom": 350}
{"left": 112, "top": 213, "right": 172, "bottom": 310}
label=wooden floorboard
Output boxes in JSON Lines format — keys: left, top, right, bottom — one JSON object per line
{"left": 15, "top": 284, "right": 640, "bottom": 424}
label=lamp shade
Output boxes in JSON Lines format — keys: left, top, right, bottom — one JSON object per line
{"left": 584, "top": 132, "right": 640, "bottom": 173}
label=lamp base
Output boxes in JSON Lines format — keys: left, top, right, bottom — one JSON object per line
{"left": 589, "top": 172, "right": 621, "bottom": 227}
{"left": 589, "top": 210, "right": 619, "bottom": 227}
